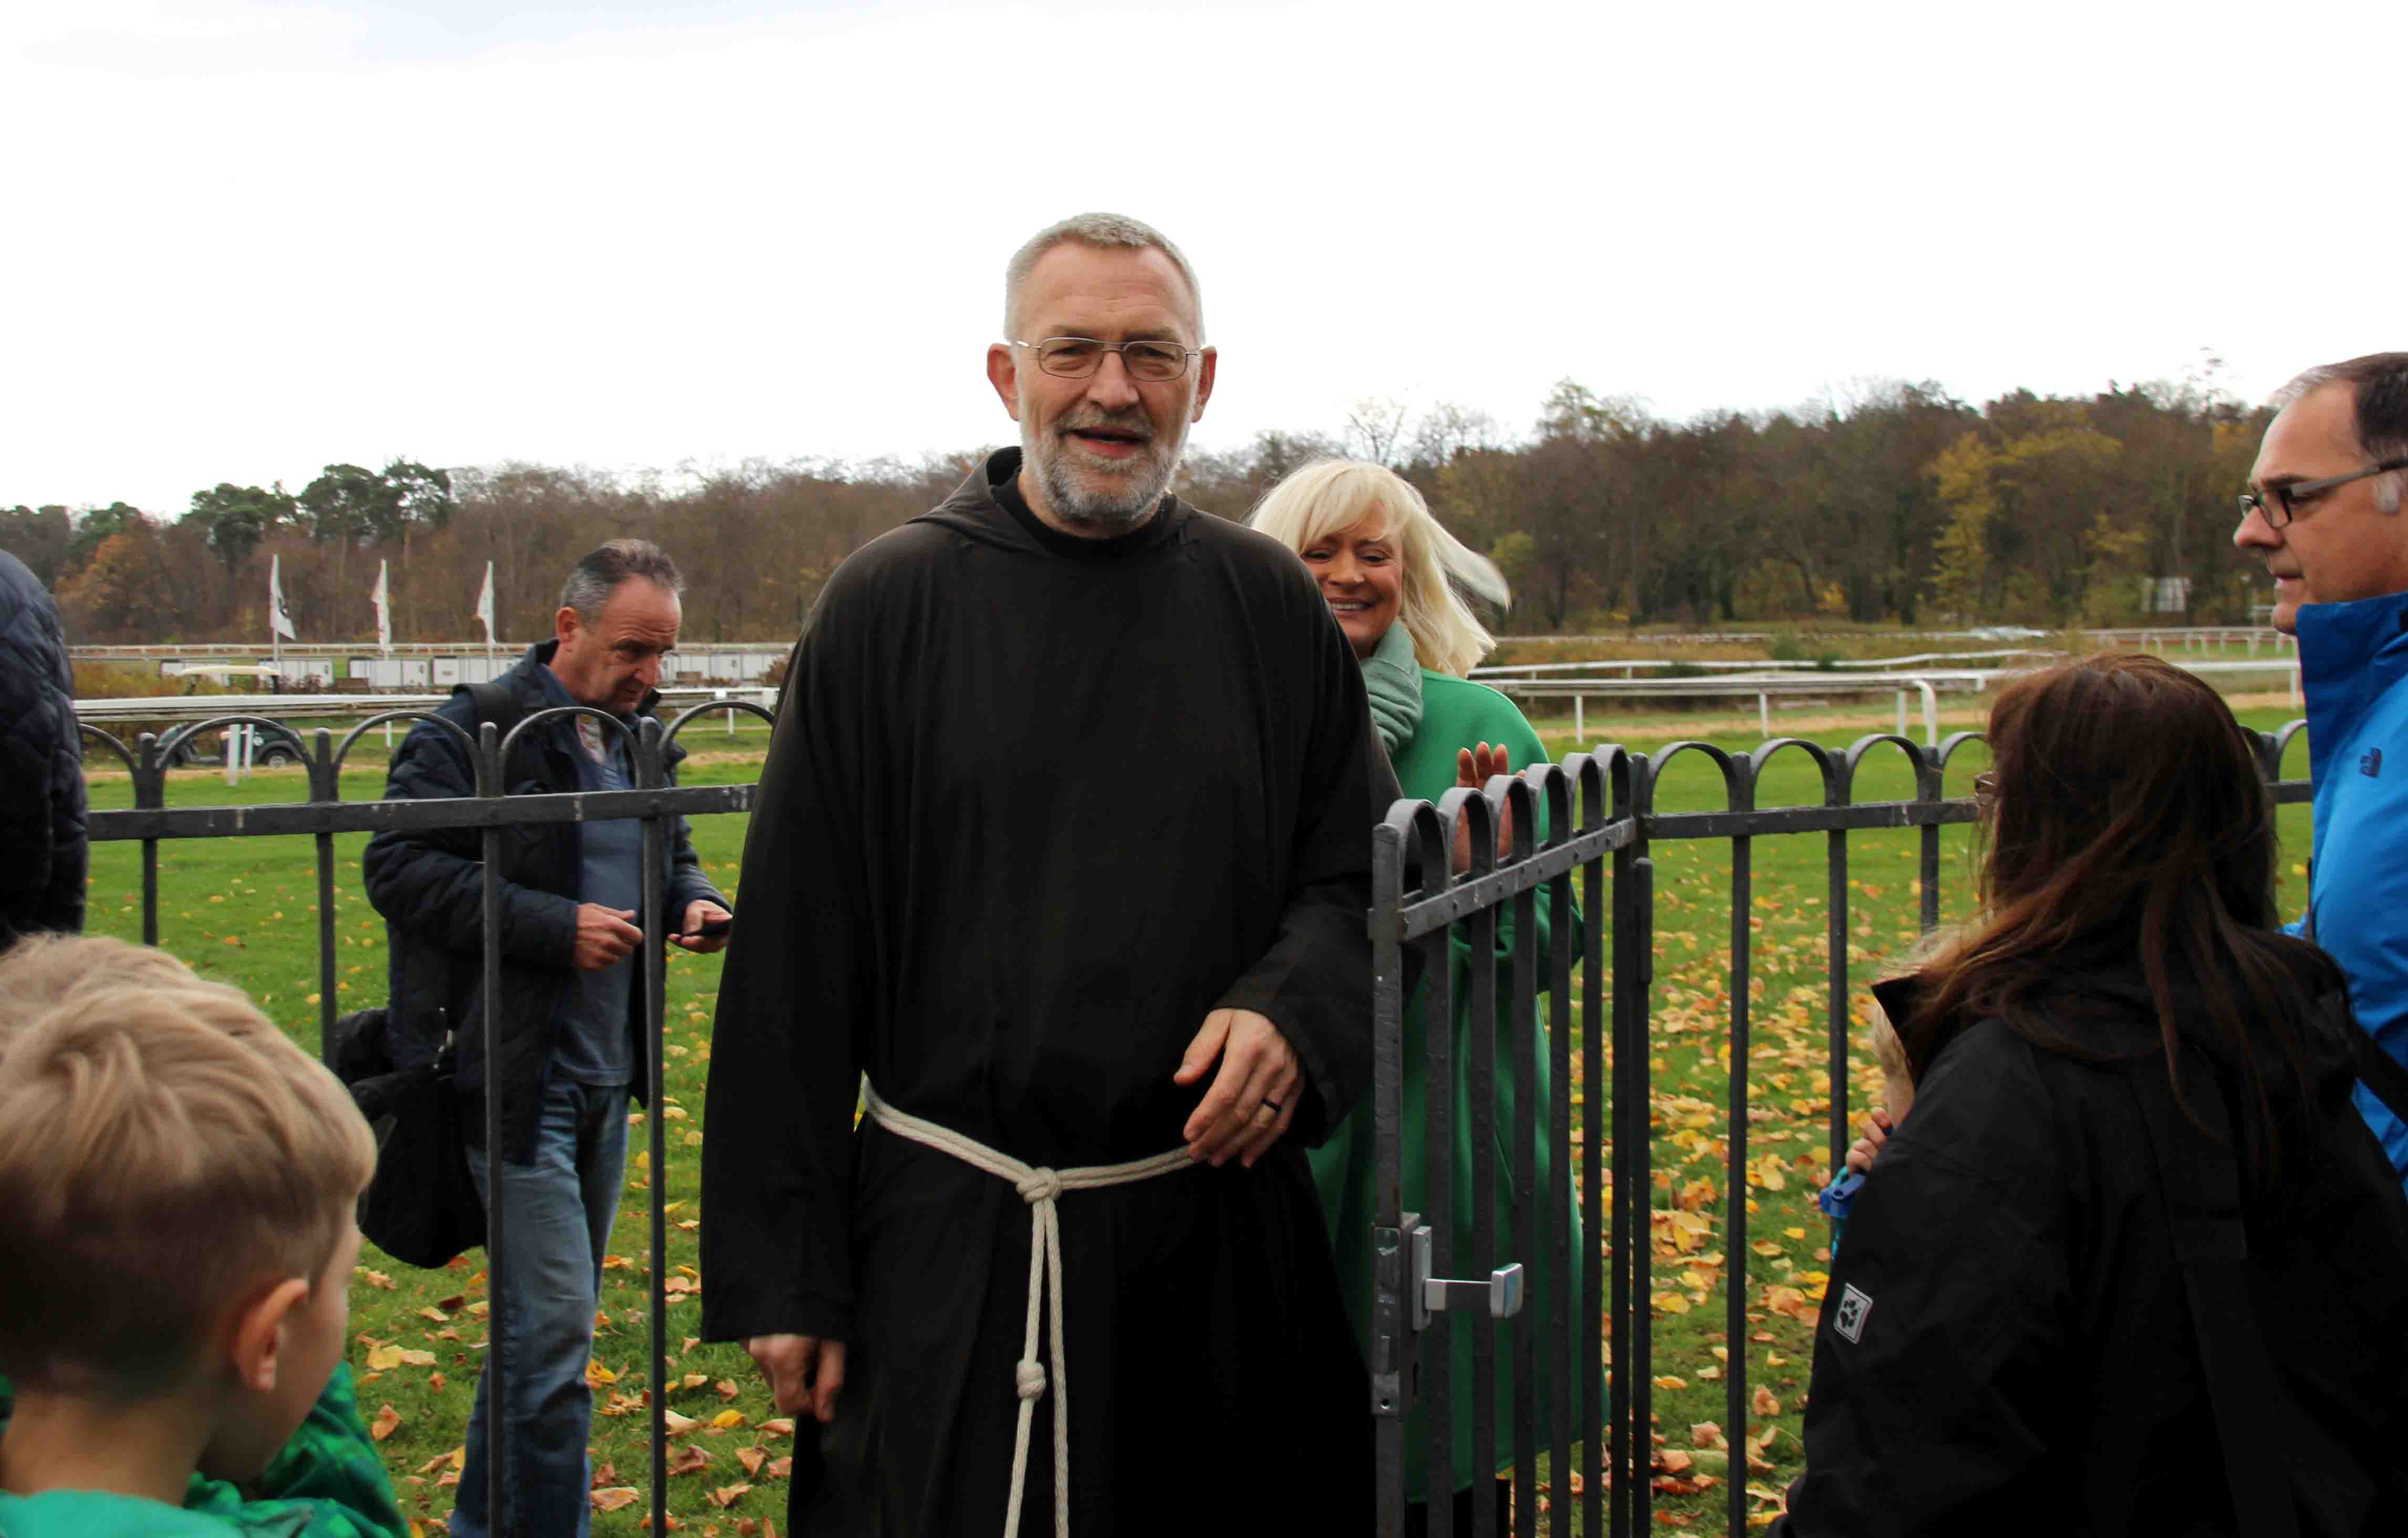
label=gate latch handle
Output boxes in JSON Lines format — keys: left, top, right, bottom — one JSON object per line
{"left": 1408, "top": 1221, "right": 1525, "bottom": 1328}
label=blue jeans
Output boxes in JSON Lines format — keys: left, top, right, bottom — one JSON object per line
{"left": 450, "top": 1076, "right": 629, "bottom": 1538}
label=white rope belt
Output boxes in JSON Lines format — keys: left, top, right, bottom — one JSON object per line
{"left": 860, "top": 1080, "right": 1193, "bottom": 1538}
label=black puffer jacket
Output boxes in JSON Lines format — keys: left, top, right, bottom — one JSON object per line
{"left": 1774, "top": 958, "right": 2408, "bottom": 1536}
{"left": 362, "top": 642, "right": 724, "bottom": 1163}
{"left": 0, "top": 550, "right": 85, "bottom": 949}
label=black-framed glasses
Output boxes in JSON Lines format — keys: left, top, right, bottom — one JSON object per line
{"left": 1012, "top": 336, "right": 1200, "bottom": 382}
{"left": 1971, "top": 771, "right": 1997, "bottom": 806}
{"left": 2238, "top": 457, "right": 2408, "bottom": 529}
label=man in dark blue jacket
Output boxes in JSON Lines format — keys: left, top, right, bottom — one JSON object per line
{"left": 363, "top": 538, "right": 729, "bottom": 1538}
{"left": 0, "top": 548, "right": 85, "bottom": 951}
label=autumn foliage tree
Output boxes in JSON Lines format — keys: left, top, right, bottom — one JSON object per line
{"left": 7, "top": 368, "right": 2276, "bottom": 645}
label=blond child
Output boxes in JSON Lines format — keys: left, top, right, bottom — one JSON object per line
{"left": 1815, "top": 1011, "right": 1917, "bottom": 1250}
{"left": 0, "top": 969, "right": 404, "bottom": 1537}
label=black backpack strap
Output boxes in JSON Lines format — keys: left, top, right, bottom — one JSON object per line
{"left": 462, "top": 679, "right": 528, "bottom": 758}
{"left": 2297, "top": 873, "right": 2408, "bottom": 1128}
{"left": 2127, "top": 1052, "right": 2301, "bottom": 1538}
{"left": 2346, "top": 1027, "right": 2408, "bottom": 1128}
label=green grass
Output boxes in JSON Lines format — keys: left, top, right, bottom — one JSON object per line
{"left": 75, "top": 702, "right": 2314, "bottom": 1534}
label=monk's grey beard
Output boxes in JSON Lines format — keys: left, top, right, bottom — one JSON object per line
{"left": 1024, "top": 415, "right": 1181, "bottom": 532}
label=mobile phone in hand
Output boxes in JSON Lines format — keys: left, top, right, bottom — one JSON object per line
{"left": 682, "top": 913, "right": 733, "bottom": 941}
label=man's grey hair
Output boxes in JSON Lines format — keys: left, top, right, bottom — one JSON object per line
{"left": 2272, "top": 352, "right": 2408, "bottom": 514}
{"left": 559, "top": 538, "right": 684, "bottom": 620}
{"left": 1002, "top": 212, "right": 1205, "bottom": 342}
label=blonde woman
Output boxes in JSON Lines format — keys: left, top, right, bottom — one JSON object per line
{"left": 1251, "top": 458, "right": 1579, "bottom": 1534}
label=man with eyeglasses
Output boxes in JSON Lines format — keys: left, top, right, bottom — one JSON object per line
{"left": 2234, "top": 351, "right": 2408, "bottom": 1193}
{"left": 701, "top": 212, "right": 1378, "bottom": 1535}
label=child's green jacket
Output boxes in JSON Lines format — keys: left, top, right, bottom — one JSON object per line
{"left": 0, "top": 1363, "right": 405, "bottom": 1537}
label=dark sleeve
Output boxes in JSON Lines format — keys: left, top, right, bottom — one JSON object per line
{"left": 0, "top": 589, "right": 85, "bottom": 943}
{"left": 700, "top": 582, "right": 876, "bottom": 1345}
{"left": 1770, "top": 1036, "right": 2069, "bottom": 1536}
{"left": 1210, "top": 578, "right": 1380, "bottom": 1148}
{"left": 360, "top": 713, "right": 579, "bottom": 965}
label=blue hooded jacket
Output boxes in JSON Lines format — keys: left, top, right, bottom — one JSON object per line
{"left": 2298, "top": 587, "right": 2408, "bottom": 1187}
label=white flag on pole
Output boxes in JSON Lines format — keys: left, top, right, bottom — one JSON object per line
{"left": 372, "top": 559, "right": 392, "bottom": 652}
{"left": 475, "top": 561, "right": 496, "bottom": 647}
{"left": 268, "top": 556, "right": 297, "bottom": 640}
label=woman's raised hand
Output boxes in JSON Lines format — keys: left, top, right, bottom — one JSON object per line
{"left": 1451, "top": 741, "right": 1513, "bottom": 874}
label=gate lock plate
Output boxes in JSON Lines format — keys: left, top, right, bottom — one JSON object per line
{"left": 1408, "top": 1220, "right": 1525, "bottom": 1329}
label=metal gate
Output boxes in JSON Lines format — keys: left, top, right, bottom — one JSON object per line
{"left": 1366, "top": 726, "right": 2310, "bottom": 1536}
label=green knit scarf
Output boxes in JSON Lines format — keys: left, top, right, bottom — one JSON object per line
{"left": 1361, "top": 621, "right": 1424, "bottom": 757}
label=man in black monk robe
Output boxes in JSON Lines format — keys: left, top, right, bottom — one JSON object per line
{"left": 700, "top": 212, "right": 1378, "bottom": 1535}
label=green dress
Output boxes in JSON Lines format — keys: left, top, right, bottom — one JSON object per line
{"left": 1310, "top": 668, "right": 1586, "bottom": 1501}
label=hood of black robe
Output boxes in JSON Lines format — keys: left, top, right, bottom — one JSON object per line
{"left": 915, "top": 448, "right": 1196, "bottom": 564}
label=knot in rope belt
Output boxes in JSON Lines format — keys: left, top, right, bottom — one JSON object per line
{"left": 862, "top": 1081, "right": 1193, "bottom": 1538}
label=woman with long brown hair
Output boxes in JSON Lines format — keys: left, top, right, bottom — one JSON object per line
{"left": 1773, "top": 654, "right": 2408, "bottom": 1537}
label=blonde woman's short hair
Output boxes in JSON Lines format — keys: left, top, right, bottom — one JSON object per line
{"left": 1247, "top": 460, "right": 1510, "bottom": 679}
{"left": 0, "top": 981, "right": 377, "bottom": 1394}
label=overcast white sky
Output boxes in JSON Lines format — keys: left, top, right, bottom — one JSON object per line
{"left": 4, "top": 0, "right": 2400, "bottom": 514}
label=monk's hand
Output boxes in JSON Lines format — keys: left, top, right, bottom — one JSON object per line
{"left": 748, "top": 1333, "right": 846, "bottom": 1425}
{"left": 1451, "top": 742, "right": 1513, "bottom": 875}
{"left": 1175, "top": 1007, "right": 1301, "bottom": 1169}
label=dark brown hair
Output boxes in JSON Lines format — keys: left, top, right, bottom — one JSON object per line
{"left": 1905, "top": 653, "right": 2337, "bottom": 1177}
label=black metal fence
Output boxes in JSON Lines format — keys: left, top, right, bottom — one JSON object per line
{"left": 81, "top": 701, "right": 769, "bottom": 1538}
{"left": 78, "top": 711, "right": 2312, "bottom": 1535}
{"left": 1367, "top": 724, "right": 2310, "bottom": 1538}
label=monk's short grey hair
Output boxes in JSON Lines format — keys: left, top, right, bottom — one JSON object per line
{"left": 559, "top": 538, "right": 684, "bottom": 621}
{"left": 2272, "top": 352, "right": 2408, "bottom": 514}
{"left": 1002, "top": 212, "right": 1205, "bottom": 343}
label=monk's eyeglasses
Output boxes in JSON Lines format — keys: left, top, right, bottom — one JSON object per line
{"left": 1011, "top": 337, "right": 1200, "bottom": 382}
{"left": 2239, "top": 458, "right": 2408, "bottom": 529}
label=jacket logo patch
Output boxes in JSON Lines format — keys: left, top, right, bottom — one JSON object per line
{"left": 2363, "top": 747, "right": 2384, "bottom": 778}
{"left": 1834, "top": 1283, "right": 1873, "bottom": 1344}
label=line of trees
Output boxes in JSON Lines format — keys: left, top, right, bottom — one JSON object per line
{"left": 2, "top": 369, "right": 2275, "bottom": 648}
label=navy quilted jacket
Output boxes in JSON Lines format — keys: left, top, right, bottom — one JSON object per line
{"left": 0, "top": 549, "right": 85, "bottom": 948}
